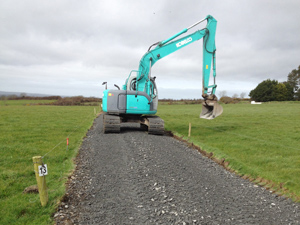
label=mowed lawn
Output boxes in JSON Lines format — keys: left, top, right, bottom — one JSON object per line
{"left": 0, "top": 101, "right": 98, "bottom": 224}
{"left": 157, "top": 102, "right": 300, "bottom": 199}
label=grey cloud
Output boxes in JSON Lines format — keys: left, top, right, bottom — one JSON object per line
{"left": 0, "top": 0, "right": 299, "bottom": 98}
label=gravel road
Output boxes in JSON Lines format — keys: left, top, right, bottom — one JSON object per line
{"left": 55, "top": 115, "right": 300, "bottom": 224}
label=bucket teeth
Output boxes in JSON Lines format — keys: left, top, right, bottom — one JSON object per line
{"left": 200, "top": 100, "right": 223, "bottom": 120}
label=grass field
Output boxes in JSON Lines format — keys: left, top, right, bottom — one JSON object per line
{"left": 157, "top": 101, "right": 300, "bottom": 200}
{"left": 1, "top": 100, "right": 299, "bottom": 224}
{"left": 0, "top": 101, "right": 99, "bottom": 224}
{"left": 0, "top": 99, "right": 56, "bottom": 106}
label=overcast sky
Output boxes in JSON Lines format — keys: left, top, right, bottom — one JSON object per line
{"left": 0, "top": 0, "right": 299, "bottom": 99}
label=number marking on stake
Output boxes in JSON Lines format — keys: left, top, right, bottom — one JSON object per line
{"left": 38, "top": 164, "right": 48, "bottom": 176}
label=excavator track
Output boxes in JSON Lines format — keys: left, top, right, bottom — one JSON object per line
{"left": 103, "top": 113, "right": 121, "bottom": 133}
{"left": 143, "top": 116, "right": 164, "bottom": 135}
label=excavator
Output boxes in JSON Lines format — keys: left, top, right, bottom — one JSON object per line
{"left": 101, "top": 15, "right": 223, "bottom": 134}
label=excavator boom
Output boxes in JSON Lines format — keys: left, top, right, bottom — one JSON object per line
{"left": 134, "top": 15, "right": 222, "bottom": 119}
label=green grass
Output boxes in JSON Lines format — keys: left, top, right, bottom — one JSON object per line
{"left": 1, "top": 100, "right": 299, "bottom": 224}
{"left": 157, "top": 102, "right": 300, "bottom": 199}
{"left": 0, "top": 101, "right": 99, "bottom": 224}
{"left": 0, "top": 99, "right": 56, "bottom": 106}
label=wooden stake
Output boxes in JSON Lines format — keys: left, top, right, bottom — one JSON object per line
{"left": 188, "top": 122, "right": 191, "bottom": 137}
{"left": 32, "top": 156, "right": 48, "bottom": 206}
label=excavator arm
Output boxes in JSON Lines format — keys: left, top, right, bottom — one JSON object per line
{"left": 125, "top": 15, "right": 222, "bottom": 119}
{"left": 137, "top": 29, "right": 207, "bottom": 92}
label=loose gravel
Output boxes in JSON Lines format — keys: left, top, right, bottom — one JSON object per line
{"left": 55, "top": 115, "right": 300, "bottom": 224}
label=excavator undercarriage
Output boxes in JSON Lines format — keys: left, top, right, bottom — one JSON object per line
{"left": 103, "top": 113, "right": 164, "bottom": 135}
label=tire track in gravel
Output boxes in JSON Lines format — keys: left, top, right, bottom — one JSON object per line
{"left": 55, "top": 115, "right": 300, "bottom": 224}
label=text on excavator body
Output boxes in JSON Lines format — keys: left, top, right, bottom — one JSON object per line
{"left": 176, "top": 37, "right": 192, "bottom": 48}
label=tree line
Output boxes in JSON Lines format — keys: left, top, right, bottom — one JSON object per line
{"left": 249, "top": 65, "right": 300, "bottom": 102}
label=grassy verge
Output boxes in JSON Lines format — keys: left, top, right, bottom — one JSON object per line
{"left": 0, "top": 101, "right": 99, "bottom": 224}
{"left": 157, "top": 102, "right": 300, "bottom": 200}
{"left": 0, "top": 99, "right": 56, "bottom": 106}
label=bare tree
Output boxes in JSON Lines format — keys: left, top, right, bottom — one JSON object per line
{"left": 240, "top": 92, "right": 246, "bottom": 99}
{"left": 219, "top": 90, "right": 227, "bottom": 97}
{"left": 232, "top": 93, "right": 238, "bottom": 98}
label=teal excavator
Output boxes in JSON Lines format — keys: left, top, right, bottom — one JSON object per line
{"left": 102, "top": 15, "right": 223, "bottom": 134}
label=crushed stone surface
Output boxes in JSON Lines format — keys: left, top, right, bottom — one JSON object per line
{"left": 55, "top": 115, "right": 300, "bottom": 224}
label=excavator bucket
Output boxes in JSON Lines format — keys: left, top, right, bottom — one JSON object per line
{"left": 200, "top": 100, "right": 223, "bottom": 120}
